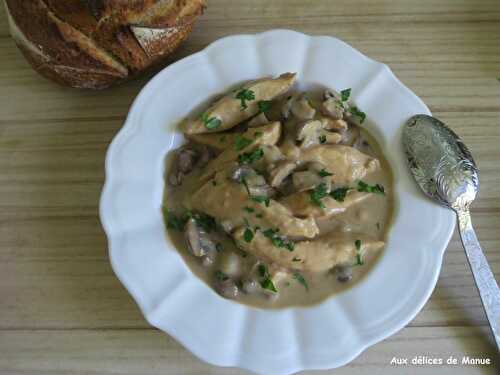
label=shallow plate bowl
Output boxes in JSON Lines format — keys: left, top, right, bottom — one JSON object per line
{"left": 100, "top": 29, "right": 455, "bottom": 374}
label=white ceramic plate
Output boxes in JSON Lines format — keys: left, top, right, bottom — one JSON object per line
{"left": 100, "top": 30, "right": 455, "bottom": 374}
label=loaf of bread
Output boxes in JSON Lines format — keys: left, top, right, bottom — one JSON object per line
{"left": 5, "top": 0, "right": 206, "bottom": 89}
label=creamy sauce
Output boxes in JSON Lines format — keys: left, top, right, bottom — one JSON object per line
{"left": 163, "top": 80, "right": 394, "bottom": 309}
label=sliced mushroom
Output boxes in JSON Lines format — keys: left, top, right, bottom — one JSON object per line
{"left": 291, "top": 93, "right": 316, "bottom": 120}
{"left": 281, "top": 95, "right": 295, "bottom": 120}
{"left": 292, "top": 170, "right": 324, "bottom": 192}
{"left": 339, "top": 125, "right": 360, "bottom": 146}
{"left": 177, "top": 148, "right": 198, "bottom": 174}
{"left": 185, "top": 218, "right": 216, "bottom": 257}
{"left": 321, "top": 117, "right": 348, "bottom": 131}
{"left": 334, "top": 265, "right": 353, "bottom": 282}
{"left": 261, "top": 145, "right": 285, "bottom": 165}
{"left": 219, "top": 251, "right": 243, "bottom": 277}
{"left": 321, "top": 90, "right": 346, "bottom": 120}
{"left": 168, "top": 169, "right": 183, "bottom": 187}
{"left": 242, "top": 278, "right": 260, "bottom": 294}
{"left": 215, "top": 277, "right": 240, "bottom": 299}
{"left": 196, "top": 145, "right": 214, "bottom": 168}
{"left": 297, "top": 120, "right": 342, "bottom": 148}
{"left": 268, "top": 161, "right": 297, "bottom": 187}
{"left": 231, "top": 165, "right": 256, "bottom": 182}
{"left": 248, "top": 112, "right": 270, "bottom": 127}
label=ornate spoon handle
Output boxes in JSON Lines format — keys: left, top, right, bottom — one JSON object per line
{"left": 457, "top": 209, "right": 500, "bottom": 350}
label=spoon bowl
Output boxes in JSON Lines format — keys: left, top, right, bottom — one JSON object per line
{"left": 403, "top": 114, "right": 500, "bottom": 350}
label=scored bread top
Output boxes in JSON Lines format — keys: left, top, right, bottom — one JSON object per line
{"left": 5, "top": 0, "right": 206, "bottom": 88}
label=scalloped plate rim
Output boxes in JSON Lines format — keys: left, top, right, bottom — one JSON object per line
{"left": 100, "top": 29, "right": 455, "bottom": 374}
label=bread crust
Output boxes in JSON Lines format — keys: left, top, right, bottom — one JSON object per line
{"left": 5, "top": 0, "right": 206, "bottom": 89}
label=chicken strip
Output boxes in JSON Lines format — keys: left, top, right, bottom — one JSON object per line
{"left": 189, "top": 176, "right": 319, "bottom": 239}
{"left": 280, "top": 190, "right": 372, "bottom": 218}
{"left": 299, "top": 145, "right": 380, "bottom": 184}
{"left": 199, "top": 122, "right": 281, "bottom": 181}
{"left": 234, "top": 229, "right": 384, "bottom": 273}
{"left": 181, "top": 73, "right": 296, "bottom": 134}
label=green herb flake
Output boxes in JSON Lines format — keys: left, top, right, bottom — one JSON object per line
{"left": 318, "top": 168, "right": 333, "bottom": 177}
{"left": 292, "top": 257, "right": 302, "bottom": 262}
{"left": 262, "top": 228, "right": 295, "bottom": 251}
{"left": 254, "top": 131, "right": 263, "bottom": 138}
{"left": 294, "top": 273, "right": 309, "bottom": 291}
{"left": 349, "top": 106, "right": 367, "bottom": 124}
{"left": 310, "top": 183, "right": 328, "bottom": 208}
{"left": 260, "top": 278, "right": 278, "bottom": 293}
{"left": 238, "top": 148, "right": 264, "bottom": 165}
{"left": 235, "top": 89, "right": 256, "bottom": 110}
{"left": 330, "top": 187, "right": 351, "bottom": 202}
{"left": 341, "top": 88, "right": 352, "bottom": 102}
{"left": 257, "top": 100, "right": 273, "bottom": 113}
{"left": 355, "top": 239, "right": 364, "bottom": 266}
{"left": 376, "top": 222, "right": 381, "bottom": 230}
{"left": 243, "top": 228, "right": 254, "bottom": 243}
{"left": 215, "top": 243, "right": 223, "bottom": 252}
{"left": 256, "top": 213, "right": 263, "bottom": 218}
{"left": 201, "top": 112, "right": 222, "bottom": 130}
{"left": 235, "top": 135, "right": 254, "bottom": 151}
{"left": 215, "top": 270, "right": 229, "bottom": 281}
{"left": 219, "top": 135, "right": 227, "bottom": 143}
{"left": 319, "top": 134, "right": 327, "bottom": 144}
{"left": 243, "top": 206, "right": 255, "bottom": 213}
{"left": 258, "top": 264, "right": 268, "bottom": 278}
{"left": 212, "top": 180, "right": 217, "bottom": 187}
{"left": 357, "top": 181, "right": 385, "bottom": 195}
{"left": 251, "top": 195, "right": 270, "bottom": 207}
{"left": 189, "top": 211, "right": 217, "bottom": 233}
{"left": 165, "top": 210, "right": 188, "bottom": 231}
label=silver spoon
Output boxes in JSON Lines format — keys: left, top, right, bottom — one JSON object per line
{"left": 403, "top": 114, "right": 500, "bottom": 350}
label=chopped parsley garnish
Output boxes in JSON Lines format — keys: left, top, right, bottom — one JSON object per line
{"left": 215, "top": 243, "right": 223, "bottom": 252}
{"left": 318, "top": 169, "right": 333, "bottom": 177}
{"left": 292, "top": 257, "right": 302, "bottom": 262}
{"left": 188, "top": 211, "right": 217, "bottom": 233}
{"left": 330, "top": 187, "right": 351, "bottom": 202}
{"left": 235, "top": 135, "right": 254, "bottom": 151}
{"left": 200, "top": 112, "right": 222, "bottom": 130}
{"left": 310, "top": 183, "right": 329, "bottom": 208}
{"left": 215, "top": 270, "right": 229, "bottom": 281}
{"left": 256, "top": 213, "right": 263, "bottom": 218}
{"left": 349, "top": 106, "right": 366, "bottom": 123}
{"left": 260, "top": 278, "right": 278, "bottom": 293}
{"left": 293, "top": 272, "right": 309, "bottom": 290}
{"left": 263, "top": 228, "right": 295, "bottom": 251}
{"left": 257, "top": 264, "right": 278, "bottom": 293}
{"left": 258, "top": 264, "right": 268, "bottom": 278}
{"left": 319, "top": 134, "right": 327, "bottom": 144}
{"left": 254, "top": 131, "right": 263, "bottom": 138}
{"left": 341, "top": 88, "right": 351, "bottom": 102}
{"left": 243, "top": 227, "right": 254, "bottom": 243}
{"left": 243, "top": 206, "right": 255, "bottom": 213}
{"left": 212, "top": 180, "right": 217, "bottom": 186}
{"left": 165, "top": 210, "right": 188, "bottom": 231}
{"left": 238, "top": 148, "right": 264, "bottom": 165}
{"left": 257, "top": 100, "right": 273, "bottom": 113}
{"left": 355, "top": 239, "right": 364, "bottom": 266}
{"left": 235, "top": 89, "right": 255, "bottom": 110}
{"left": 357, "top": 181, "right": 385, "bottom": 195}
{"left": 251, "top": 195, "right": 270, "bottom": 207}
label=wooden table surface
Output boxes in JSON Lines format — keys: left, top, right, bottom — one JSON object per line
{"left": 1, "top": 1, "right": 499, "bottom": 374}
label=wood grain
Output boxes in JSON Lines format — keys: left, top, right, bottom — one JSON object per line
{"left": 1, "top": 0, "right": 500, "bottom": 373}
{"left": 0, "top": 327, "right": 497, "bottom": 374}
